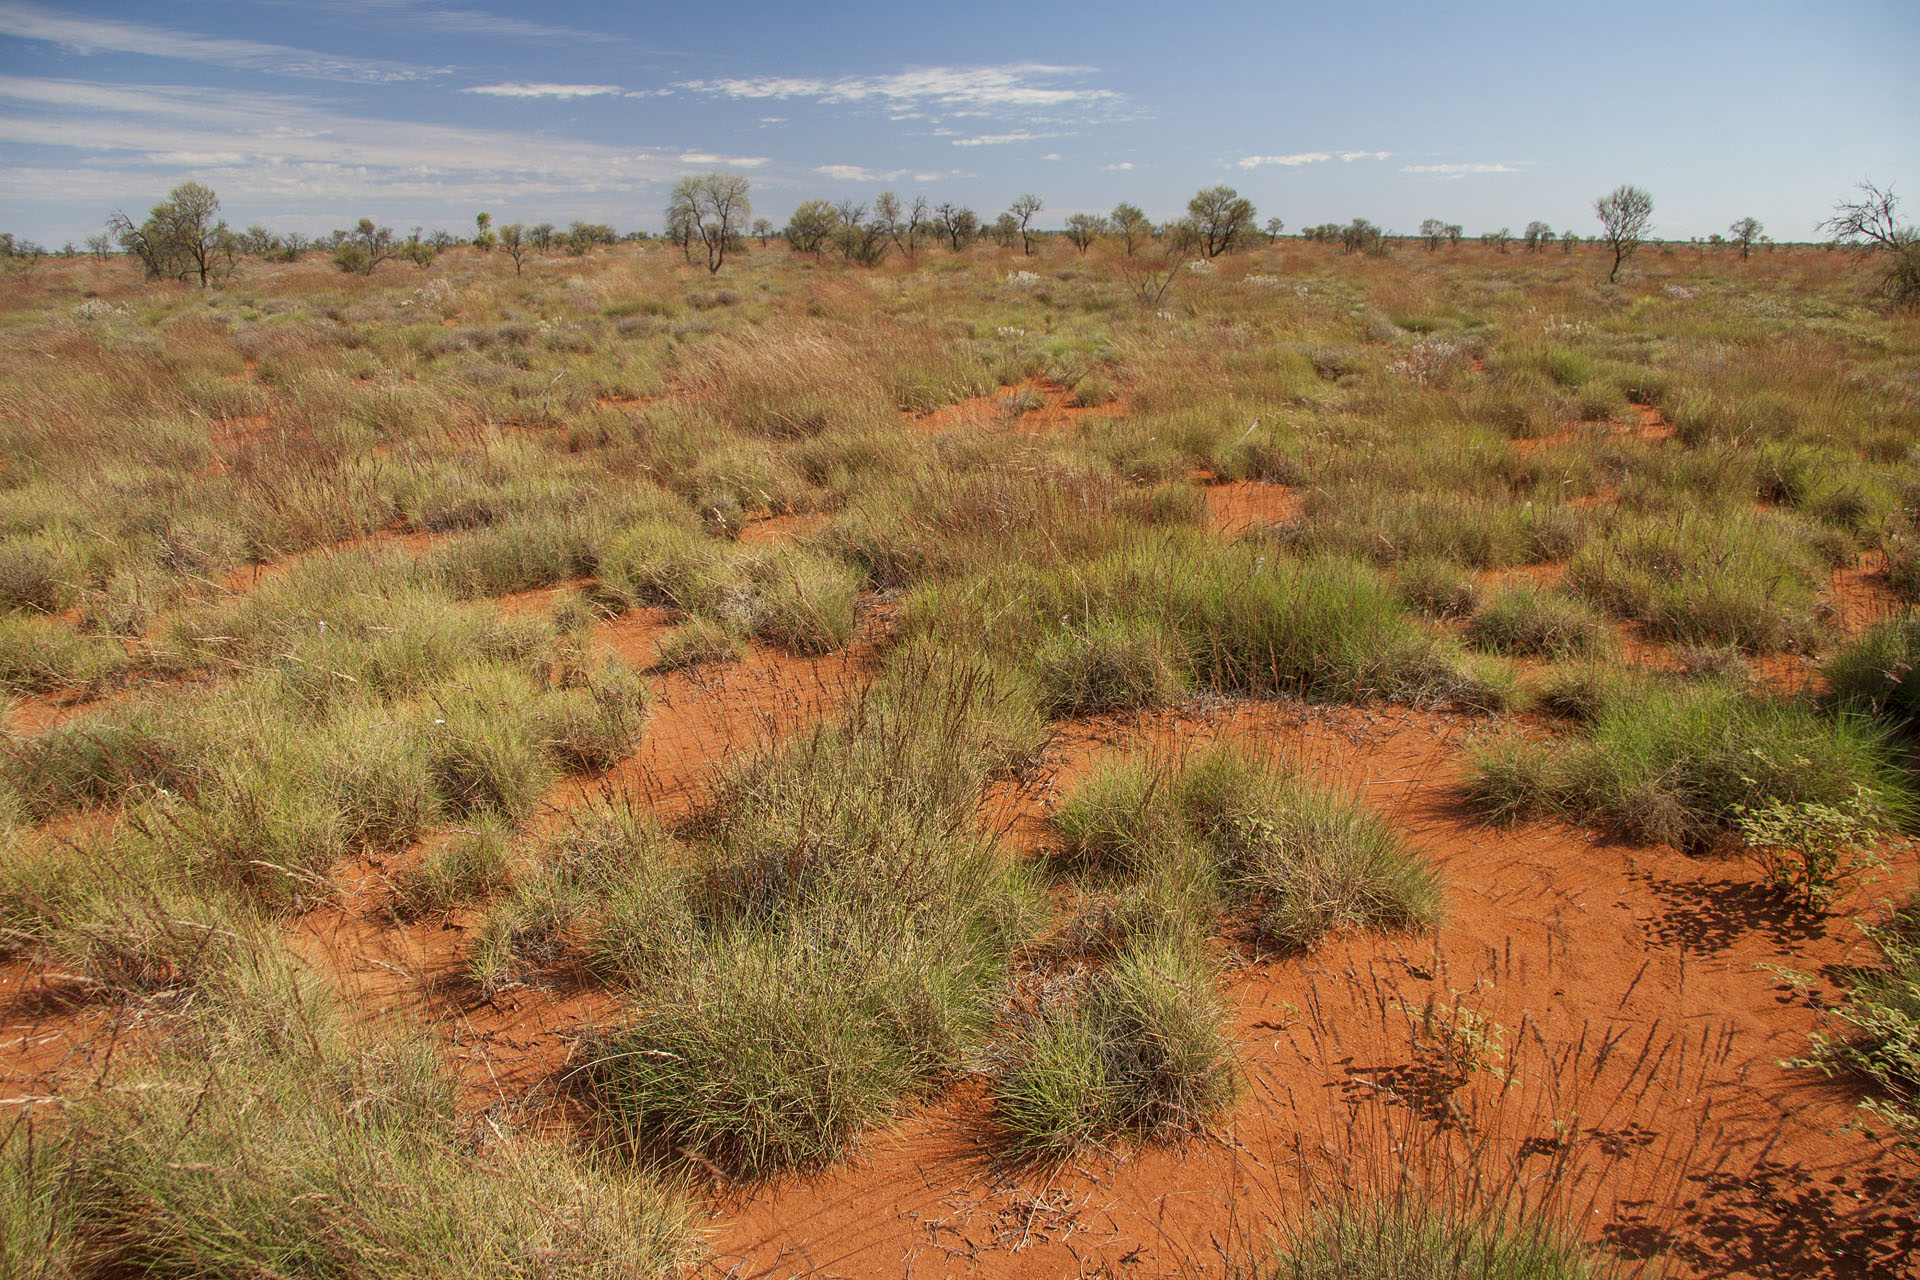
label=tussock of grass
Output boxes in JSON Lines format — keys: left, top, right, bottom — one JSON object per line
{"left": 911, "top": 534, "right": 1494, "bottom": 709}
{"left": 580, "top": 660, "right": 1045, "bottom": 1177}
{"left": 1053, "top": 745, "right": 1443, "bottom": 951}
{"left": 1466, "top": 682, "right": 1912, "bottom": 849}
{"left": 1397, "top": 556, "right": 1480, "bottom": 620}
{"left": 1034, "top": 618, "right": 1185, "bottom": 715}
{"left": 43, "top": 943, "right": 697, "bottom": 1278}
{"left": 1265, "top": 1192, "right": 1603, "bottom": 1280}
{"left": 1468, "top": 585, "right": 1609, "bottom": 660}
{"left": 652, "top": 615, "right": 747, "bottom": 669}
{"left": 992, "top": 936, "right": 1237, "bottom": 1160}
{"left": 394, "top": 820, "right": 512, "bottom": 921}
{"left": 1566, "top": 510, "right": 1827, "bottom": 654}
{"left": 1824, "top": 615, "right": 1920, "bottom": 724}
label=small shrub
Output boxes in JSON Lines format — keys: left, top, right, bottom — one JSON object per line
{"left": 1733, "top": 793, "right": 1884, "bottom": 909}
{"left": 538, "top": 661, "right": 649, "bottom": 772}
{"left": 1801, "top": 895, "right": 1920, "bottom": 1157}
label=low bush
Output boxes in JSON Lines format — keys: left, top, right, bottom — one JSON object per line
{"left": 1264, "top": 1192, "right": 1603, "bottom": 1280}
{"left": 1802, "top": 895, "right": 1920, "bottom": 1158}
{"left": 1034, "top": 618, "right": 1185, "bottom": 716}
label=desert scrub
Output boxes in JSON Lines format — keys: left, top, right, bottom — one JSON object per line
{"left": 1053, "top": 745, "right": 1442, "bottom": 950}
{"left": 1824, "top": 615, "right": 1920, "bottom": 723}
{"left": 55, "top": 970, "right": 696, "bottom": 1277}
{"left": 581, "top": 664, "right": 1045, "bottom": 1178}
{"left": 1465, "top": 682, "right": 1912, "bottom": 850}
{"left": 992, "top": 936, "right": 1237, "bottom": 1161}
{"left": 1800, "top": 895, "right": 1920, "bottom": 1158}
{"left": 1467, "top": 584, "right": 1610, "bottom": 659}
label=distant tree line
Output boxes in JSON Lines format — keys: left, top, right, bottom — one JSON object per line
{"left": 18, "top": 174, "right": 1911, "bottom": 312}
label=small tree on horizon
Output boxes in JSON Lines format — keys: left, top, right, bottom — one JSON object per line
{"left": 1728, "top": 216, "right": 1762, "bottom": 261}
{"left": 1594, "top": 183, "right": 1654, "bottom": 282}
{"left": 499, "top": 222, "right": 529, "bottom": 275}
{"left": 1187, "top": 184, "right": 1256, "bottom": 257}
{"left": 1009, "top": 193, "right": 1043, "bottom": 255}
{"left": 1111, "top": 202, "right": 1150, "bottom": 257}
{"left": 109, "top": 181, "right": 233, "bottom": 287}
{"left": 1064, "top": 212, "right": 1107, "bottom": 254}
{"left": 1523, "top": 220, "right": 1554, "bottom": 252}
{"left": 1419, "top": 218, "right": 1448, "bottom": 252}
{"left": 785, "top": 199, "right": 838, "bottom": 253}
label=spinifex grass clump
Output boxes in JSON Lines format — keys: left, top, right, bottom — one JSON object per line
{"left": 1263, "top": 1191, "right": 1605, "bottom": 1280}
{"left": 33, "top": 936, "right": 697, "bottom": 1278}
{"left": 1466, "top": 681, "right": 1912, "bottom": 854}
{"left": 1824, "top": 615, "right": 1920, "bottom": 724}
{"left": 910, "top": 533, "right": 1501, "bottom": 710}
{"left": 1053, "top": 743, "right": 1443, "bottom": 951}
{"left": 992, "top": 936, "right": 1238, "bottom": 1162}
{"left": 1566, "top": 509, "right": 1830, "bottom": 654}
{"left": 1468, "top": 585, "right": 1610, "bottom": 660}
{"left": 580, "top": 656, "right": 1046, "bottom": 1178}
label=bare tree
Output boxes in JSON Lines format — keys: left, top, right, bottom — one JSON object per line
{"left": 1186, "top": 184, "right": 1256, "bottom": 257}
{"left": 1008, "top": 193, "right": 1043, "bottom": 255}
{"left": 1063, "top": 212, "right": 1107, "bottom": 254}
{"left": 499, "top": 222, "right": 529, "bottom": 275}
{"left": 1116, "top": 229, "right": 1183, "bottom": 307}
{"left": 1110, "top": 202, "right": 1150, "bottom": 257}
{"left": 1594, "top": 184, "right": 1653, "bottom": 282}
{"left": 1820, "top": 182, "right": 1919, "bottom": 310}
{"left": 1728, "top": 216, "right": 1762, "bottom": 261}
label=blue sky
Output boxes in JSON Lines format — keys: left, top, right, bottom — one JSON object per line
{"left": 2, "top": 0, "right": 1915, "bottom": 245}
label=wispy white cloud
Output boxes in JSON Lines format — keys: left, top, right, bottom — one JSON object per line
{"left": 0, "top": 1, "right": 439, "bottom": 83}
{"left": 296, "top": 0, "right": 616, "bottom": 44}
{"left": 678, "top": 152, "right": 768, "bottom": 168}
{"left": 813, "top": 163, "right": 908, "bottom": 182}
{"left": 1400, "top": 162, "right": 1522, "bottom": 175}
{"left": 0, "top": 75, "right": 708, "bottom": 205}
{"left": 1238, "top": 152, "right": 1332, "bottom": 168}
{"left": 680, "top": 64, "right": 1121, "bottom": 114}
{"left": 1340, "top": 150, "right": 1391, "bottom": 162}
{"left": 461, "top": 82, "right": 623, "bottom": 99}
{"left": 952, "top": 130, "right": 1048, "bottom": 147}
{"left": 1105, "top": 161, "right": 1134, "bottom": 171}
